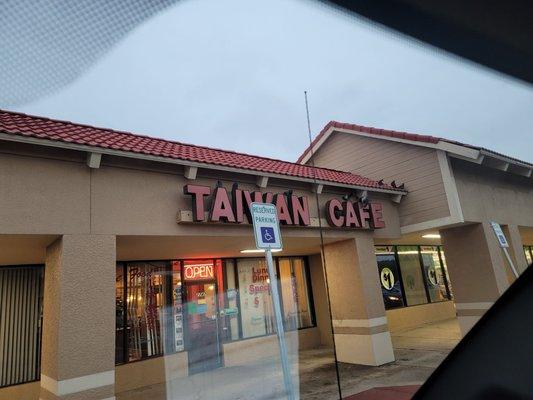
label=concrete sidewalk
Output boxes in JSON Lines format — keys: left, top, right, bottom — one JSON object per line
{"left": 117, "top": 318, "right": 461, "bottom": 400}
{"left": 331, "top": 318, "right": 460, "bottom": 399}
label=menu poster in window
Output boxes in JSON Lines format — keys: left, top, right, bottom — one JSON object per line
{"left": 237, "top": 259, "right": 274, "bottom": 338}
{"left": 172, "top": 261, "right": 184, "bottom": 352}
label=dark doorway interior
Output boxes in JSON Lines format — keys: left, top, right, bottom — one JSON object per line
{"left": 184, "top": 281, "right": 222, "bottom": 374}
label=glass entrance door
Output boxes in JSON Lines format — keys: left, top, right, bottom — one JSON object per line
{"left": 185, "top": 281, "right": 222, "bottom": 374}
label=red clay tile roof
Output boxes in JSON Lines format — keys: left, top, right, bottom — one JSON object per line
{"left": 0, "top": 110, "right": 404, "bottom": 192}
{"left": 297, "top": 120, "right": 532, "bottom": 167}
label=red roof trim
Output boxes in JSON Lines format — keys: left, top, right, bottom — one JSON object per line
{"left": 0, "top": 110, "right": 405, "bottom": 192}
{"left": 296, "top": 121, "right": 440, "bottom": 163}
{"left": 296, "top": 120, "right": 532, "bottom": 168}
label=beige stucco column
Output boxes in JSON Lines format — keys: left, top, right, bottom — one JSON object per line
{"left": 41, "top": 235, "right": 116, "bottom": 400}
{"left": 440, "top": 222, "right": 511, "bottom": 336}
{"left": 323, "top": 234, "right": 394, "bottom": 366}
{"left": 502, "top": 224, "right": 529, "bottom": 274}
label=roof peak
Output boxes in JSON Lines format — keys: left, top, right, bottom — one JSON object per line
{"left": 297, "top": 120, "right": 532, "bottom": 168}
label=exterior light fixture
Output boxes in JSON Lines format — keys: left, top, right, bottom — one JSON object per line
{"left": 422, "top": 234, "right": 441, "bottom": 239}
{"left": 240, "top": 249, "right": 282, "bottom": 254}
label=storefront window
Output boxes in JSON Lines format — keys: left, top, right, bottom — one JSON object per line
{"left": 222, "top": 260, "right": 240, "bottom": 341}
{"left": 126, "top": 261, "right": 169, "bottom": 361}
{"left": 171, "top": 261, "right": 184, "bottom": 352}
{"left": 420, "top": 246, "right": 450, "bottom": 302}
{"left": 237, "top": 258, "right": 276, "bottom": 339}
{"left": 115, "top": 256, "right": 315, "bottom": 365}
{"left": 375, "top": 245, "right": 453, "bottom": 310}
{"left": 438, "top": 247, "right": 453, "bottom": 299}
{"left": 115, "top": 263, "right": 125, "bottom": 364}
{"left": 278, "top": 258, "right": 314, "bottom": 330}
{"left": 396, "top": 246, "right": 428, "bottom": 306}
{"left": 524, "top": 246, "right": 533, "bottom": 266}
{"left": 375, "top": 246, "right": 405, "bottom": 309}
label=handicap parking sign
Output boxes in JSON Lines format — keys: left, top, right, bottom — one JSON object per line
{"left": 261, "top": 227, "right": 276, "bottom": 243}
{"left": 250, "top": 203, "right": 282, "bottom": 249}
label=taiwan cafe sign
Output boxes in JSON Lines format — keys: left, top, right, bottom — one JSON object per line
{"left": 183, "top": 184, "right": 386, "bottom": 229}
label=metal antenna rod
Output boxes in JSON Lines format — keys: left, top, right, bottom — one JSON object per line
{"left": 304, "top": 91, "right": 343, "bottom": 399}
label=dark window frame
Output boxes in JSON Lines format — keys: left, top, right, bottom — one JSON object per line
{"left": 375, "top": 246, "right": 406, "bottom": 310}
{"left": 375, "top": 245, "right": 453, "bottom": 311}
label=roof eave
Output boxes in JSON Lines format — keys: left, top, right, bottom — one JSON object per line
{"left": 0, "top": 131, "right": 407, "bottom": 197}
{"left": 300, "top": 125, "right": 532, "bottom": 180}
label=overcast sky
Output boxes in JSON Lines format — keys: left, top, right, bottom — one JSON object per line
{"left": 13, "top": 0, "right": 533, "bottom": 163}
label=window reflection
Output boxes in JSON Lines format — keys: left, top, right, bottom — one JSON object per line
{"left": 115, "top": 263, "right": 125, "bottom": 364}
{"left": 222, "top": 260, "right": 240, "bottom": 341}
{"left": 115, "top": 256, "right": 316, "bottom": 365}
{"left": 126, "top": 261, "right": 168, "bottom": 361}
{"left": 375, "top": 245, "right": 453, "bottom": 310}
{"left": 237, "top": 258, "right": 276, "bottom": 338}
{"left": 278, "top": 258, "right": 314, "bottom": 330}
{"left": 375, "top": 246, "right": 405, "bottom": 309}
{"left": 397, "top": 246, "right": 428, "bottom": 306}
{"left": 524, "top": 246, "right": 533, "bottom": 265}
{"left": 420, "top": 246, "right": 450, "bottom": 302}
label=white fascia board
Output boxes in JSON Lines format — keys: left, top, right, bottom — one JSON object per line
{"left": 298, "top": 125, "right": 335, "bottom": 164}
{"left": 0, "top": 132, "right": 405, "bottom": 197}
{"left": 304, "top": 126, "right": 480, "bottom": 162}
{"left": 437, "top": 150, "right": 464, "bottom": 224}
{"left": 400, "top": 215, "right": 464, "bottom": 234}
{"left": 449, "top": 153, "right": 485, "bottom": 164}
{"left": 332, "top": 127, "right": 441, "bottom": 150}
{"left": 480, "top": 150, "right": 532, "bottom": 170}
{"left": 435, "top": 141, "right": 480, "bottom": 159}
{"left": 307, "top": 126, "right": 533, "bottom": 178}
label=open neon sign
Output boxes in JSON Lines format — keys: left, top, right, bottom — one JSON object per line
{"left": 183, "top": 263, "right": 214, "bottom": 281}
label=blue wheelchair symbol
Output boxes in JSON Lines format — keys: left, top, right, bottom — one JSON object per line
{"left": 260, "top": 227, "right": 276, "bottom": 243}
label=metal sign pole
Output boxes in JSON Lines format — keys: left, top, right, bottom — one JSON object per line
{"left": 265, "top": 247, "right": 295, "bottom": 400}
{"left": 502, "top": 247, "right": 519, "bottom": 278}
{"left": 250, "top": 202, "right": 294, "bottom": 399}
{"left": 490, "top": 221, "right": 520, "bottom": 279}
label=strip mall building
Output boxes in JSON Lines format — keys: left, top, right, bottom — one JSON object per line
{"left": 0, "top": 110, "right": 531, "bottom": 400}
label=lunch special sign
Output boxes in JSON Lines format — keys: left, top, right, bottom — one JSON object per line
{"left": 182, "top": 184, "right": 386, "bottom": 230}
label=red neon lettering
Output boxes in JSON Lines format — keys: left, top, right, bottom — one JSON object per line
{"left": 184, "top": 264, "right": 214, "bottom": 280}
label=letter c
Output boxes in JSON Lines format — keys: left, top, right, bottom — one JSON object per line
{"left": 326, "top": 199, "right": 344, "bottom": 227}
